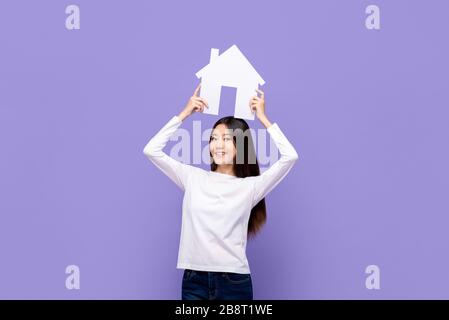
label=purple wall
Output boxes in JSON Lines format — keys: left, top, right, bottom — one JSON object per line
{"left": 1, "top": 0, "right": 448, "bottom": 299}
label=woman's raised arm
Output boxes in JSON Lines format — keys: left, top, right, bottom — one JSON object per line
{"left": 249, "top": 89, "right": 299, "bottom": 207}
{"left": 142, "top": 84, "right": 208, "bottom": 191}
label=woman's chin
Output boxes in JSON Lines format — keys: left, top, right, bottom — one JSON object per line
{"left": 213, "top": 158, "right": 232, "bottom": 165}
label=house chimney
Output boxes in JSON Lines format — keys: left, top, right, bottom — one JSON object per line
{"left": 210, "top": 48, "right": 219, "bottom": 63}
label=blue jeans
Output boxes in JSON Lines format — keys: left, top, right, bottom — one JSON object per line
{"left": 182, "top": 269, "right": 253, "bottom": 300}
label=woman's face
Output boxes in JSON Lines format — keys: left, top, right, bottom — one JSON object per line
{"left": 210, "top": 124, "right": 236, "bottom": 165}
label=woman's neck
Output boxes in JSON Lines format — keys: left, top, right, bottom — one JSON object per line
{"left": 214, "top": 164, "right": 236, "bottom": 177}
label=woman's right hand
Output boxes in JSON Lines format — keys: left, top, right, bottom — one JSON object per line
{"left": 178, "top": 83, "right": 209, "bottom": 121}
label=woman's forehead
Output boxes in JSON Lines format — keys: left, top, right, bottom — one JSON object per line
{"left": 212, "top": 124, "right": 233, "bottom": 135}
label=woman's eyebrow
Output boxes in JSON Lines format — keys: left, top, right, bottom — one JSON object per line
{"left": 211, "top": 131, "right": 233, "bottom": 137}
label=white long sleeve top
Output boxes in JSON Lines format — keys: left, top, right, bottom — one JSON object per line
{"left": 143, "top": 115, "right": 299, "bottom": 274}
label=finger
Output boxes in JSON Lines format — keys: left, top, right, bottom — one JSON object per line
{"left": 198, "top": 103, "right": 205, "bottom": 112}
{"left": 255, "top": 88, "right": 264, "bottom": 98}
{"left": 194, "top": 83, "right": 201, "bottom": 96}
{"left": 192, "top": 100, "right": 206, "bottom": 109}
{"left": 200, "top": 97, "right": 209, "bottom": 108}
{"left": 194, "top": 97, "right": 209, "bottom": 107}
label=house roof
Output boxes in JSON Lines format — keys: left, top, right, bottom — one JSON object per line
{"left": 195, "top": 45, "right": 265, "bottom": 85}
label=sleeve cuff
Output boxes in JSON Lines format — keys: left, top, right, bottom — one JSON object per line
{"left": 267, "top": 122, "right": 278, "bottom": 132}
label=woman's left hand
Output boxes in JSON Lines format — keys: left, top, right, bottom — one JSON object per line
{"left": 250, "top": 89, "right": 266, "bottom": 120}
{"left": 250, "top": 89, "right": 273, "bottom": 128}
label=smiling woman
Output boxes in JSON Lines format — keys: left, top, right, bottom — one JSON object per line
{"left": 143, "top": 83, "right": 299, "bottom": 300}
{"left": 209, "top": 121, "right": 238, "bottom": 175}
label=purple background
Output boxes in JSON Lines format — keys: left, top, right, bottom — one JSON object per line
{"left": 1, "top": 0, "right": 448, "bottom": 299}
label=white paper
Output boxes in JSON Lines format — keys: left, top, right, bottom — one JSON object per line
{"left": 195, "top": 45, "right": 265, "bottom": 120}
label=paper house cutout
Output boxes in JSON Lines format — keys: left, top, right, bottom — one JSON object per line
{"left": 195, "top": 45, "right": 265, "bottom": 120}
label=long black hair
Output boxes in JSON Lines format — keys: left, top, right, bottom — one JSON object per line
{"left": 209, "top": 116, "right": 267, "bottom": 239}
